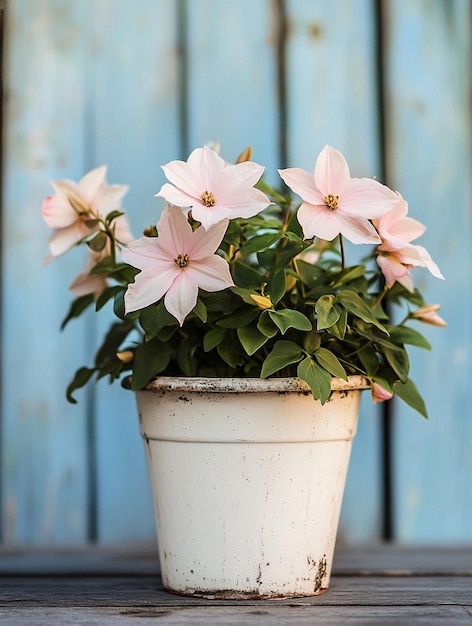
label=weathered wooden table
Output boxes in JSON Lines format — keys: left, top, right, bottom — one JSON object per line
{"left": 0, "top": 544, "right": 471, "bottom": 624}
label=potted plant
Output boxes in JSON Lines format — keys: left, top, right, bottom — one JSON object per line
{"left": 42, "top": 144, "right": 445, "bottom": 598}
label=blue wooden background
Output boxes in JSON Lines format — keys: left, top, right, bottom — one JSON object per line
{"left": 1, "top": 0, "right": 471, "bottom": 545}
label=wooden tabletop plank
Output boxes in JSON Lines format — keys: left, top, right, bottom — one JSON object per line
{"left": 0, "top": 547, "right": 470, "bottom": 624}
{"left": 1, "top": 544, "right": 471, "bottom": 576}
{"left": 1, "top": 574, "right": 471, "bottom": 607}
{"left": 1, "top": 605, "right": 472, "bottom": 626}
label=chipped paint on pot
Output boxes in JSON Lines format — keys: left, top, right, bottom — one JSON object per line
{"left": 136, "top": 376, "right": 367, "bottom": 599}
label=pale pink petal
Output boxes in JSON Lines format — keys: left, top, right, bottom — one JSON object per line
{"left": 377, "top": 254, "right": 414, "bottom": 291}
{"left": 397, "top": 244, "right": 444, "bottom": 279}
{"left": 313, "top": 146, "right": 351, "bottom": 196}
{"left": 114, "top": 214, "right": 134, "bottom": 244}
{"left": 50, "top": 179, "right": 81, "bottom": 198}
{"left": 296, "top": 202, "right": 341, "bottom": 241}
{"left": 124, "top": 265, "right": 178, "bottom": 313}
{"left": 49, "top": 221, "right": 93, "bottom": 257}
{"left": 187, "top": 256, "right": 234, "bottom": 292}
{"left": 121, "top": 237, "right": 170, "bottom": 271}
{"left": 278, "top": 168, "right": 324, "bottom": 206}
{"left": 343, "top": 178, "right": 399, "bottom": 217}
{"left": 156, "top": 182, "right": 194, "bottom": 208}
{"left": 187, "top": 219, "right": 228, "bottom": 259}
{"left": 78, "top": 166, "right": 107, "bottom": 204}
{"left": 336, "top": 213, "right": 382, "bottom": 244}
{"left": 375, "top": 198, "right": 426, "bottom": 250}
{"left": 70, "top": 270, "right": 107, "bottom": 299}
{"left": 41, "top": 194, "right": 77, "bottom": 228}
{"left": 93, "top": 184, "right": 129, "bottom": 216}
{"left": 190, "top": 188, "right": 269, "bottom": 229}
{"left": 154, "top": 206, "right": 193, "bottom": 258}
{"left": 214, "top": 161, "right": 265, "bottom": 197}
{"left": 164, "top": 270, "right": 199, "bottom": 326}
{"left": 160, "top": 147, "right": 224, "bottom": 200}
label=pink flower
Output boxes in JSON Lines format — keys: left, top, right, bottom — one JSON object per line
{"left": 371, "top": 382, "right": 393, "bottom": 404}
{"left": 278, "top": 145, "right": 398, "bottom": 244}
{"left": 376, "top": 253, "right": 415, "bottom": 292}
{"left": 374, "top": 196, "right": 426, "bottom": 252}
{"left": 412, "top": 304, "right": 447, "bottom": 327}
{"left": 122, "top": 206, "right": 234, "bottom": 325}
{"left": 42, "top": 166, "right": 130, "bottom": 258}
{"left": 377, "top": 245, "right": 444, "bottom": 292}
{"left": 155, "top": 146, "right": 272, "bottom": 230}
{"left": 374, "top": 197, "right": 444, "bottom": 291}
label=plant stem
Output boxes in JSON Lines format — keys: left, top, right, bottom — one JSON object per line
{"left": 339, "top": 235, "right": 346, "bottom": 270}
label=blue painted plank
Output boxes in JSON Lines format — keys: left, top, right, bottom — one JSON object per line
{"left": 86, "top": 0, "right": 181, "bottom": 543}
{"left": 185, "top": 0, "right": 280, "bottom": 177}
{"left": 385, "top": 0, "right": 472, "bottom": 541}
{"left": 285, "top": 0, "right": 383, "bottom": 542}
{"left": 1, "top": 0, "right": 92, "bottom": 543}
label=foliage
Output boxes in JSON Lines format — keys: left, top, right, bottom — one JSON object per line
{"left": 42, "top": 146, "right": 445, "bottom": 416}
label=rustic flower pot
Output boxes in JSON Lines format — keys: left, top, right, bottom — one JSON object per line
{"left": 136, "top": 375, "right": 367, "bottom": 599}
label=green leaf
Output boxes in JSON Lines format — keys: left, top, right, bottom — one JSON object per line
{"left": 105, "top": 210, "right": 125, "bottom": 224}
{"left": 297, "top": 357, "right": 332, "bottom": 404}
{"left": 237, "top": 324, "right": 270, "bottom": 356}
{"left": 260, "top": 340, "right": 304, "bottom": 378}
{"left": 61, "top": 294, "right": 95, "bottom": 330}
{"left": 303, "top": 330, "right": 321, "bottom": 353}
{"left": 387, "top": 325, "right": 432, "bottom": 350}
{"left": 240, "top": 232, "right": 280, "bottom": 257}
{"left": 257, "top": 311, "right": 279, "bottom": 337}
{"left": 358, "top": 345, "right": 380, "bottom": 376}
{"left": 336, "top": 290, "right": 388, "bottom": 333}
{"left": 331, "top": 264, "right": 366, "bottom": 287}
{"left": 314, "top": 348, "right": 348, "bottom": 380}
{"left": 177, "top": 339, "right": 198, "bottom": 376}
{"left": 131, "top": 338, "right": 170, "bottom": 390}
{"left": 382, "top": 345, "right": 410, "bottom": 382}
{"left": 232, "top": 261, "right": 264, "bottom": 289}
{"left": 268, "top": 269, "right": 286, "bottom": 305}
{"left": 87, "top": 231, "right": 108, "bottom": 252}
{"left": 203, "top": 327, "right": 227, "bottom": 352}
{"left": 393, "top": 378, "right": 428, "bottom": 418}
{"left": 94, "top": 321, "right": 135, "bottom": 369}
{"left": 193, "top": 298, "right": 207, "bottom": 323}
{"left": 268, "top": 309, "right": 312, "bottom": 335}
{"left": 89, "top": 255, "right": 115, "bottom": 274}
{"left": 315, "top": 295, "right": 341, "bottom": 330}
{"left": 327, "top": 308, "right": 347, "bottom": 339}
{"left": 217, "top": 338, "right": 241, "bottom": 368}
{"left": 84, "top": 219, "right": 100, "bottom": 229}
{"left": 66, "top": 367, "right": 95, "bottom": 403}
{"left": 138, "top": 301, "right": 175, "bottom": 340}
{"left": 95, "top": 286, "right": 124, "bottom": 312}
{"left": 217, "top": 307, "right": 259, "bottom": 328}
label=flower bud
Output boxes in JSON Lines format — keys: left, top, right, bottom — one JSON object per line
{"left": 116, "top": 350, "right": 134, "bottom": 363}
{"left": 235, "top": 146, "right": 252, "bottom": 163}
{"left": 371, "top": 382, "right": 393, "bottom": 404}
{"left": 250, "top": 294, "right": 272, "bottom": 310}
{"left": 412, "top": 304, "right": 447, "bottom": 327}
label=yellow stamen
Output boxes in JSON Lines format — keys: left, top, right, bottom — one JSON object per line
{"left": 324, "top": 194, "right": 339, "bottom": 211}
{"left": 174, "top": 253, "right": 190, "bottom": 268}
{"left": 201, "top": 190, "right": 216, "bottom": 207}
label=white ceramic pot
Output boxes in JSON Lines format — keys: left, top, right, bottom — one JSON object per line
{"left": 136, "top": 376, "right": 367, "bottom": 599}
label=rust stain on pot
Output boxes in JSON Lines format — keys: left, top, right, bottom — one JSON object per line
{"left": 314, "top": 555, "right": 328, "bottom": 593}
